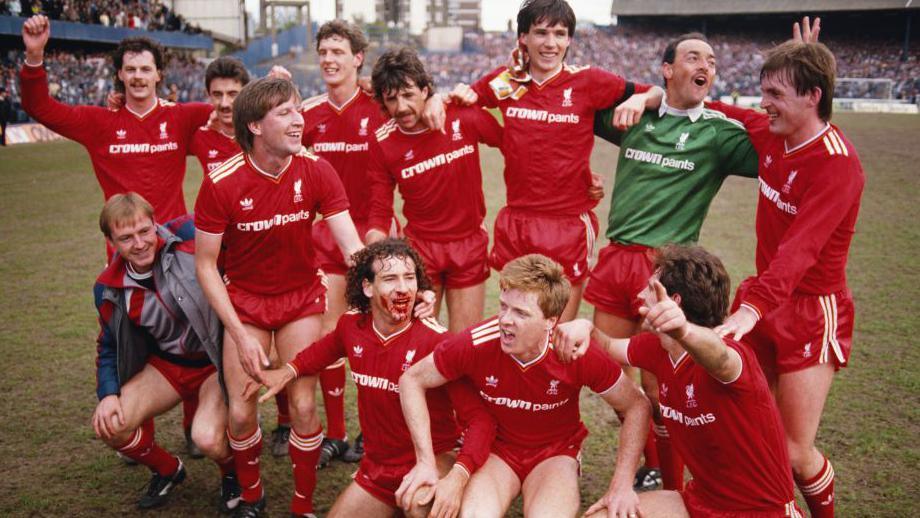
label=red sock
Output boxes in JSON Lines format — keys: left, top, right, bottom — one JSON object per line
{"left": 116, "top": 419, "right": 179, "bottom": 476}
{"left": 795, "top": 456, "right": 835, "bottom": 518}
{"left": 181, "top": 396, "right": 199, "bottom": 431}
{"left": 654, "top": 423, "right": 684, "bottom": 491}
{"left": 320, "top": 360, "right": 347, "bottom": 440}
{"left": 216, "top": 455, "right": 235, "bottom": 476}
{"left": 289, "top": 427, "right": 323, "bottom": 515}
{"left": 275, "top": 392, "right": 291, "bottom": 427}
{"left": 228, "top": 428, "right": 263, "bottom": 503}
{"left": 643, "top": 422, "right": 659, "bottom": 468}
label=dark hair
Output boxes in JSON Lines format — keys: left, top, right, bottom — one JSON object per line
{"left": 371, "top": 47, "right": 435, "bottom": 105}
{"left": 205, "top": 56, "right": 250, "bottom": 92}
{"left": 653, "top": 245, "right": 730, "bottom": 328}
{"left": 345, "top": 239, "right": 432, "bottom": 314}
{"left": 232, "top": 77, "right": 301, "bottom": 154}
{"left": 112, "top": 37, "right": 166, "bottom": 92}
{"left": 761, "top": 41, "right": 836, "bottom": 121}
{"left": 316, "top": 20, "right": 369, "bottom": 72}
{"left": 517, "top": 0, "right": 576, "bottom": 38}
{"left": 662, "top": 32, "right": 709, "bottom": 64}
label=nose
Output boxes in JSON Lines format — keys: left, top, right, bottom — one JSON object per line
{"left": 292, "top": 109, "right": 304, "bottom": 127}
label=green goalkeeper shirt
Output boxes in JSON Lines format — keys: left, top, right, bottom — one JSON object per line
{"left": 594, "top": 99, "right": 758, "bottom": 246}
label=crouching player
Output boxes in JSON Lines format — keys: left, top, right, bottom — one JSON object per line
{"left": 399, "top": 254, "right": 650, "bottom": 518}
{"left": 555, "top": 245, "right": 803, "bottom": 517}
{"left": 92, "top": 193, "right": 239, "bottom": 511}
{"left": 244, "top": 239, "right": 496, "bottom": 517}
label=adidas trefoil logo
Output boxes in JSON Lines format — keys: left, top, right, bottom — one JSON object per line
{"left": 326, "top": 387, "right": 344, "bottom": 397}
{"left": 208, "top": 149, "right": 218, "bottom": 159}
{"left": 485, "top": 375, "right": 498, "bottom": 388}
{"left": 353, "top": 345, "right": 364, "bottom": 358}
{"left": 240, "top": 198, "right": 254, "bottom": 211}
{"left": 116, "top": 129, "right": 127, "bottom": 139}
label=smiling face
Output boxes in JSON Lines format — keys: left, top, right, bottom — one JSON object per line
{"left": 249, "top": 95, "right": 304, "bottom": 156}
{"left": 208, "top": 77, "right": 243, "bottom": 130}
{"left": 760, "top": 72, "right": 820, "bottom": 141}
{"left": 519, "top": 20, "right": 570, "bottom": 80}
{"left": 116, "top": 50, "right": 161, "bottom": 103}
{"left": 318, "top": 35, "right": 362, "bottom": 89}
{"left": 382, "top": 79, "right": 428, "bottom": 132}
{"left": 109, "top": 214, "right": 158, "bottom": 273}
{"left": 663, "top": 38, "right": 716, "bottom": 109}
{"left": 497, "top": 288, "right": 556, "bottom": 359}
{"left": 364, "top": 255, "right": 418, "bottom": 325}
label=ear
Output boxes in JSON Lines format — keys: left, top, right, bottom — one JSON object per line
{"left": 671, "top": 293, "right": 682, "bottom": 307}
{"left": 808, "top": 86, "right": 823, "bottom": 109}
{"left": 421, "top": 86, "right": 430, "bottom": 99}
{"left": 247, "top": 120, "right": 262, "bottom": 137}
{"left": 362, "top": 278, "right": 373, "bottom": 299}
{"left": 517, "top": 34, "right": 528, "bottom": 53}
{"left": 545, "top": 315, "right": 559, "bottom": 332}
{"left": 354, "top": 51, "right": 365, "bottom": 70}
{"left": 661, "top": 62, "right": 674, "bottom": 82}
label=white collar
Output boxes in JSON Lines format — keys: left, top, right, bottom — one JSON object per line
{"left": 785, "top": 122, "right": 831, "bottom": 154}
{"left": 658, "top": 95, "right": 704, "bottom": 122}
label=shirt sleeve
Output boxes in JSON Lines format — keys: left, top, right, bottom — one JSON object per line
{"left": 469, "top": 106, "right": 503, "bottom": 148}
{"left": 625, "top": 333, "right": 664, "bottom": 375}
{"left": 19, "top": 63, "right": 102, "bottom": 145}
{"left": 578, "top": 340, "right": 624, "bottom": 394}
{"left": 432, "top": 331, "right": 476, "bottom": 382}
{"left": 94, "top": 284, "right": 120, "bottom": 400}
{"left": 706, "top": 100, "right": 771, "bottom": 152}
{"left": 589, "top": 67, "right": 651, "bottom": 110}
{"left": 193, "top": 176, "right": 230, "bottom": 235}
{"left": 312, "top": 157, "right": 350, "bottom": 218}
{"left": 179, "top": 102, "right": 213, "bottom": 141}
{"left": 470, "top": 67, "right": 505, "bottom": 109}
{"left": 592, "top": 106, "right": 628, "bottom": 146}
{"left": 740, "top": 156, "right": 865, "bottom": 315}
{"left": 446, "top": 378, "right": 496, "bottom": 475}
{"left": 716, "top": 118, "right": 759, "bottom": 179}
{"left": 365, "top": 138, "right": 397, "bottom": 234}
{"left": 719, "top": 339, "right": 757, "bottom": 392}
{"left": 289, "top": 326, "right": 347, "bottom": 376}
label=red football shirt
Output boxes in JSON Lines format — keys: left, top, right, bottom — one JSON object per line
{"left": 20, "top": 63, "right": 212, "bottom": 222}
{"left": 301, "top": 90, "right": 388, "bottom": 224}
{"left": 289, "top": 312, "right": 495, "bottom": 472}
{"left": 433, "top": 317, "right": 622, "bottom": 449}
{"left": 472, "top": 64, "right": 646, "bottom": 215}
{"left": 189, "top": 126, "right": 240, "bottom": 174}
{"left": 366, "top": 104, "right": 502, "bottom": 242}
{"left": 627, "top": 333, "right": 796, "bottom": 512}
{"left": 707, "top": 102, "right": 865, "bottom": 316}
{"left": 194, "top": 150, "right": 349, "bottom": 295}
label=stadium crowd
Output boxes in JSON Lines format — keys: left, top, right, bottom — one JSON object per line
{"left": 0, "top": 0, "right": 202, "bottom": 33}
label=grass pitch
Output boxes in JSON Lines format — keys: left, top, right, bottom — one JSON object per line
{"left": 0, "top": 112, "right": 917, "bottom": 516}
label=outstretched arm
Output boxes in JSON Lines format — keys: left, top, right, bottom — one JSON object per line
{"left": 553, "top": 319, "right": 630, "bottom": 364}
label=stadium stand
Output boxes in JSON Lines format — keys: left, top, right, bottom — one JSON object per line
{"left": 0, "top": 0, "right": 202, "bottom": 33}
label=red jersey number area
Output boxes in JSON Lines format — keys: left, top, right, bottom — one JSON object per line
{"left": 194, "top": 151, "right": 349, "bottom": 295}
{"left": 433, "top": 317, "right": 622, "bottom": 448}
{"left": 628, "top": 333, "right": 796, "bottom": 514}
{"left": 472, "top": 65, "right": 645, "bottom": 215}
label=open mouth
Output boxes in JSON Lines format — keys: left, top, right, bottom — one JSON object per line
{"left": 693, "top": 75, "right": 708, "bottom": 87}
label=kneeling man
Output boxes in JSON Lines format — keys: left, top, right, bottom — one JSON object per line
{"left": 556, "top": 245, "right": 803, "bottom": 517}
{"left": 399, "top": 254, "right": 650, "bottom": 518}
{"left": 245, "top": 239, "right": 496, "bottom": 517}
{"left": 92, "top": 193, "right": 238, "bottom": 511}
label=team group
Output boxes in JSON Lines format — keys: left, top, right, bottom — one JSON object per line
{"left": 19, "top": 0, "right": 863, "bottom": 517}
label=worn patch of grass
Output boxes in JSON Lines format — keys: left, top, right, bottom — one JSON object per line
{"left": 0, "top": 112, "right": 916, "bottom": 516}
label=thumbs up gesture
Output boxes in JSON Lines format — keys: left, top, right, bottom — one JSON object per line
{"left": 638, "top": 279, "right": 689, "bottom": 340}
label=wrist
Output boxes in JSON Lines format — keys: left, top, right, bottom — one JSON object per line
{"left": 24, "top": 53, "right": 44, "bottom": 67}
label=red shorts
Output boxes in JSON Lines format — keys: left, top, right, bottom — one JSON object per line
{"left": 492, "top": 426, "right": 587, "bottom": 482}
{"left": 354, "top": 459, "right": 412, "bottom": 508}
{"left": 147, "top": 354, "right": 216, "bottom": 401}
{"left": 228, "top": 277, "right": 326, "bottom": 331}
{"left": 583, "top": 242, "right": 656, "bottom": 321}
{"left": 489, "top": 207, "right": 597, "bottom": 284}
{"left": 313, "top": 218, "right": 401, "bottom": 275}
{"left": 732, "top": 277, "right": 854, "bottom": 377}
{"left": 681, "top": 482, "right": 803, "bottom": 517}
{"left": 408, "top": 228, "right": 490, "bottom": 289}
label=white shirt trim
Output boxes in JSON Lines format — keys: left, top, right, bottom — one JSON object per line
{"left": 658, "top": 95, "right": 704, "bottom": 122}
{"left": 328, "top": 87, "right": 360, "bottom": 111}
{"left": 596, "top": 368, "right": 627, "bottom": 395}
{"left": 531, "top": 65, "right": 564, "bottom": 86}
{"left": 195, "top": 228, "right": 224, "bottom": 236}
{"left": 785, "top": 122, "right": 830, "bottom": 154}
{"left": 511, "top": 334, "right": 549, "bottom": 369}
{"left": 126, "top": 100, "right": 158, "bottom": 119}
{"left": 247, "top": 154, "right": 292, "bottom": 179}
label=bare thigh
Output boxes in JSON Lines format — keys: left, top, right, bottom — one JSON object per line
{"left": 776, "top": 363, "right": 835, "bottom": 477}
{"left": 460, "top": 454, "right": 521, "bottom": 518}
{"left": 445, "top": 282, "right": 486, "bottom": 332}
{"left": 190, "top": 372, "right": 230, "bottom": 460}
{"left": 560, "top": 281, "right": 585, "bottom": 323}
{"left": 328, "top": 481, "right": 398, "bottom": 518}
{"left": 275, "top": 315, "right": 324, "bottom": 431}
{"left": 521, "top": 455, "right": 580, "bottom": 518}
{"left": 222, "top": 324, "right": 272, "bottom": 435}
{"left": 321, "top": 274, "right": 347, "bottom": 335}
{"left": 103, "top": 363, "right": 182, "bottom": 444}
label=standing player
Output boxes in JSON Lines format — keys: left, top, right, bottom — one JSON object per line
{"left": 92, "top": 193, "right": 239, "bottom": 512}
{"left": 244, "top": 239, "right": 496, "bottom": 517}
{"left": 554, "top": 245, "right": 802, "bottom": 518}
{"left": 20, "top": 15, "right": 212, "bottom": 227}
{"left": 366, "top": 47, "right": 502, "bottom": 334}
{"left": 188, "top": 56, "right": 250, "bottom": 174}
{"left": 586, "top": 33, "right": 759, "bottom": 491}
{"left": 194, "top": 77, "right": 363, "bottom": 518}
{"left": 296, "top": 20, "right": 388, "bottom": 466}
{"left": 710, "top": 19, "right": 864, "bottom": 518}
{"left": 398, "top": 254, "right": 650, "bottom": 518}
{"left": 446, "top": 0, "right": 659, "bottom": 320}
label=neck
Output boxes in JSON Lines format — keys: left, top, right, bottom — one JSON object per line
{"left": 327, "top": 81, "right": 359, "bottom": 107}
{"left": 249, "top": 145, "right": 291, "bottom": 176}
{"left": 531, "top": 63, "right": 562, "bottom": 84}
{"left": 785, "top": 116, "right": 827, "bottom": 150}
{"left": 659, "top": 334, "right": 684, "bottom": 362}
{"left": 126, "top": 95, "right": 157, "bottom": 115}
{"left": 127, "top": 260, "right": 153, "bottom": 276}
{"left": 217, "top": 120, "right": 234, "bottom": 137}
{"left": 512, "top": 332, "right": 548, "bottom": 364}
{"left": 371, "top": 311, "right": 412, "bottom": 337}
{"left": 664, "top": 91, "right": 703, "bottom": 111}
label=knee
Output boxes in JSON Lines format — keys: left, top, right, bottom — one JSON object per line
{"left": 227, "top": 402, "right": 257, "bottom": 432}
{"left": 459, "top": 502, "right": 499, "bottom": 518}
{"left": 191, "top": 423, "right": 229, "bottom": 459}
{"left": 287, "top": 391, "right": 317, "bottom": 421}
{"left": 786, "top": 437, "right": 818, "bottom": 473}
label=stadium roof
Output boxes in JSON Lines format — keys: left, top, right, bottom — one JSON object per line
{"left": 611, "top": 0, "right": 919, "bottom": 16}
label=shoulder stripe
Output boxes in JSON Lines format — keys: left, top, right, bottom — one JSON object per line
{"left": 472, "top": 331, "right": 500, "bottom": 346}
{"left": 564, "top": 63, "right": 590, "bottom": 74}
{"left": 828, "top": 130, "right": 848, "bottom": 156}
{"left": 701, "top": 109, "right": 745, "bottom": 130}
{"left": 297, "top": 147, "right": 320, "bottom": 161}
{"left": 345, "top": 308, "right": 361, "bottom": 315}
{"left": 300, "top": 93, "right": 329, "bottom": 113}
{"left": 208, "top": 153, "right": 246, "bottom": 183}
{"left": 421, "top": 317, "right": 448, "bottom": 334}
{"left": 375, "top": 119, "right": 398, "bottom": 141}
{"left": 158, "top": 98, "right": 176, "bottom": 107}
{"left": 471, "top": 318, "right": 499, "bottom": 339}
